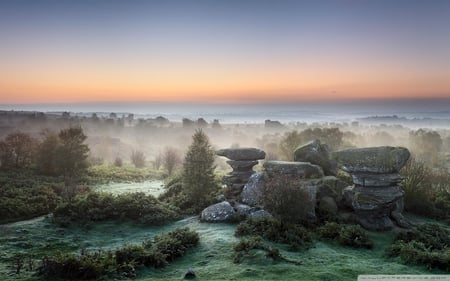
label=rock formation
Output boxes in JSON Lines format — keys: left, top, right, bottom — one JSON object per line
{"left": 263, "top": 161, "right": 325, "bottom": 222}
{"left": 332, "top": 146, "right": 411, "bottom": 230}
{"left": 294, "top": 140, "right": 337, "bottom": 176}
{"left": 216, "top": 148, "right": 265, "bottom": 198}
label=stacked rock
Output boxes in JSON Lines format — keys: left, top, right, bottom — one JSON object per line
{"left": 216, "top": 148, "right": 266, "bottom": 198}
{"left": 332, "top": 146, "right": 411, "bottom": 230}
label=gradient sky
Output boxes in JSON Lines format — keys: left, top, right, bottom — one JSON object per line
{"left": 1, "top": 0, "right": 450, "bottom": 104}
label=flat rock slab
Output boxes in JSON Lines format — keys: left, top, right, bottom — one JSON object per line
{"left": 201, "top": 201, "right": 237, "bottom": 222}
{"left": 351, "top": 173, "right": 403, "bottom": 187}
{"left": 264, "top": 161, "right": 324, "bottom": 179}
{"left": 216, "top": 148, "right": 266, "bottom": 161}
{"left": 332, "top": 146, "right": 410, "bottom": 173}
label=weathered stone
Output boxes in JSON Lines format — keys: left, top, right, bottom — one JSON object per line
{"left": 226, "top": 160, "right": 258, "bottom": 171}
{"left": 264, "top": 161, "right": 324, "bottom": 179}
{"left": 184, "top": 268, "right": 196, "bottom": 279}
{"left": 200, "top": 201, "right": 237, "bottom": 222}
{"left": 222, "top": 172, "right": 255, "bottom": 185}
{"left": 318, "top": 196, "right": 338, "bottom": 216}
{"left": 351, "top": 173, "right": 403, "bottom": 187}
{"left": 216, "top": 148, "right": 266, "bottom": 161}
{"left": 234, "top": 203, "right": 255, "bottom": 217}
{"left": 294, "top": 140, "right": 337, "bottom": 176}
{"left": 347, "top": 185, "right": 405, "bottom": 230}
{"left": 332, "top": 146, "right": 410, "bottom": 173}
{"left": 351, "top": 185, "right": 404, "bottom": 212}
{"left": 248, "top": 209, "right": 273, "bottom": 219}
{"left": 319, "top": 176, "right": 350, "bottom": 204}
{"left": 241, "top": 172, "right": 265, "bottom": 206}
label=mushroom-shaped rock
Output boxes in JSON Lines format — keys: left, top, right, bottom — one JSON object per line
{"left": 263, "top": 161, "right": 324, "bottom": 179}
{"left": 331, "top": 146, "right": 410, "bottom": 173}
{"left": 294, "top": 140, "right": 337, "bottom": 176}
{"left": 216, "top": 148, "right": 266, "bottom": 161}
{"left": 200, "top": 201, "right": 237, "bottom": 222}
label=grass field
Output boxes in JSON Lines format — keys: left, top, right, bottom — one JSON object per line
{"left": 0, "top": 181, "right": 447, "bottom": 281}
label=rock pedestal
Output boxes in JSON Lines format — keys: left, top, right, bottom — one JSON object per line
{"left": 216, "top": 148, "right": 266, "bottom": 198}
{"left": 332, "top": 146, "right": 411, "bottom": 230}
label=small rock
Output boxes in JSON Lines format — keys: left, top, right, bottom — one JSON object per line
{"left": 201, "top": 201, "right": 237, "bottom": 223}
{"left": 248, "top": 209, "right": 273, "bottom": 219}
{"left": 184, "top": 268, "right": 196, "bottom": 279}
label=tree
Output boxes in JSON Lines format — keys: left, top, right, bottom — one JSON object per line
{"left": 56, "top": 127, "right": 90, "bottom": 200}
{"left": 182, "top": 129, "right": 220, "bottom": 212}
{"left": 36, "top": 132, "right": 60, "bottom": 175}
{"left": 409, "top": 129, "right": 443, "bottom": 167}
{"left": 131, "top": 150, "right": 146, "bottom": 168}
{"left": 162, "top": 147, "right": 182, "bottom": 176}
{"left": 0, "top": 132, "right": 38, "bottom": 169}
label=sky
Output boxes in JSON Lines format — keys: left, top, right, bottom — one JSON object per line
{"left": 0, "top": 0, "right": 450, "bottom": 104}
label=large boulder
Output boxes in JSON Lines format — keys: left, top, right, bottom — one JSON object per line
{"left": 294, "top": 140, "right": 337, "bottom": 176}
{"left": 200, "top": 201, "right": 237, "bottom": 222}
{"left": 264, "top": 161, "right": 324, "bottom": 179}
{"left": 241, "top": 172, "right": 265, "bottom": 206}
{"left": 216, "top": 148, "right": 266, "bottom": 161}
{"left": 331, "top": 146, "right": 410, "bottom": 173}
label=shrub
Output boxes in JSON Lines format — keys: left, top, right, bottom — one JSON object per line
{"left": 0, "top": 169, "right": 63, "bottom": 224}
{"left": 401, "top": 157, "right": 450, "bottom": 222}
{"left": 233, "top": 236, "right": 301, "bottom": 265}
{"left": 261, "top": 174, "right": 314, "bottom": 224}
{"left": 131, "top": 150, "right": 146, "bottom": 168}
{"left": 317, "top": 222, "right": 373, "bottom": 249}
{"left": 387, "top": 223, "right": 450, "bottom": 271}
{"left": 38, "top": 227, "right": 199, "bottom": 279}
{"left": 53, "top": 192, "right": 180, "bottom": 226}
{"left": 235, "top": 217, "right": 312, "bottom": 250}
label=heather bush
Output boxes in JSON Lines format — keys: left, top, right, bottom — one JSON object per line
{"left": 317, "top": 222, "right": 373, "bottom": 249}
{"left": 38, "top": 227, "right": 199, "bottom": 279}
{"left": 235, "top": 217, "right": 312, "bottom": 250}
{"left": 387, "top": 223, "right": 450, "bottom": 271}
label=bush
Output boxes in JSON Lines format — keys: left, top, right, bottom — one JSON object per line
{"left": 233, "top": 236, "right": 301, "bottom": 265}
{"left": 261, "top": 174, "right": 315, "bottom": 224}
{"left": 317, "top": 222, "right": 373, "bottom": 249}
{"left": 387, "top": 223, "right": 450, "bottom": 271}
{"left": 131, "top": 150, "right": 146, "bottom": 168}
{"left": 38, "top": 227, "right": 199, "bottom": 279}
{"left": 53, "top": 192, "right": 180, "bottom": 226}
{"left": 235, "top": 217, "right": 312, "bottom": 250}
{"left": 0, "top": 169, "right": 63, "bottom": 224}
{"left": 401, "top": 157, "right": 450, "bottom": 222}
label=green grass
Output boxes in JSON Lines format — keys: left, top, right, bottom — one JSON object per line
{"left": 92, "top": 180, "right": 164, "bottom": 197}
{"left": 1, "top": 214, "right": 446, "bottom": 281}
{"left": 86, "top": 165, "right": 164, "bottom": 184}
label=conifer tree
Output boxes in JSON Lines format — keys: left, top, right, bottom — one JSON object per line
{"left": 182, "top": 129, "right": 219, "bottom": 212}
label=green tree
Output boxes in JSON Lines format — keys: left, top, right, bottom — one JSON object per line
{"left": 36, "top": 132, "right": 60, "bottom": 175}
{"left": 56, "top": 127, "right": 89, "bottom": 200}
{"left": 0, "top": 132, "right": 38, "bottom": 169}
{"left": 182, "top": 129, "right": 220, "bottom": 212}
